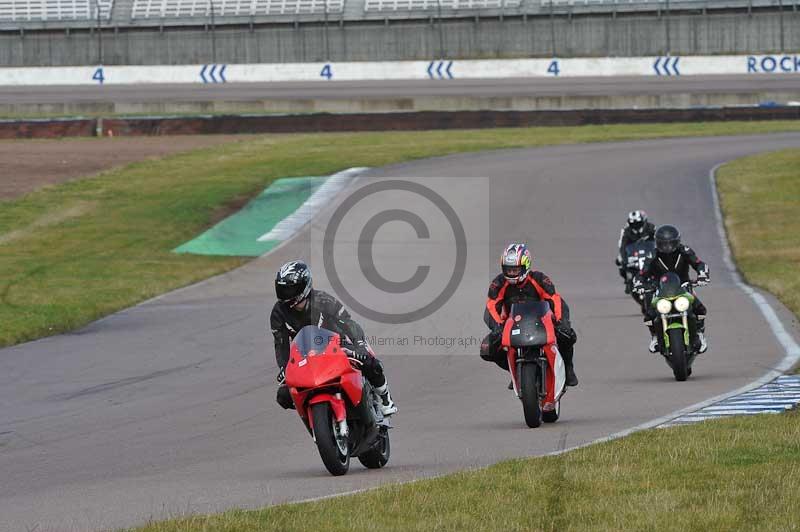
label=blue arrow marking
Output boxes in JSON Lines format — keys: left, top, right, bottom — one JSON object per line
{"left": 446, "top": 61, "right": 453, "bottom": 79}
{"left": 671, "top": 56, "right": 680, "bottom": 76}
{"left": 200, "top": 64, "right": 208, "bottom": 83}
{"left": 653, "top": 57, "right": 681, "bottom": 76}
{"left": 218, "top": 64, "right": 227, "bottom": 83}
{"left": 652, "top": 57, "right": 662, "bottom": 76}
{"left": 436, "top": 61, "right": 444, "bottom": 79}
{"left": 209, "top": 64, "right": 217, "bottom": 83}
{"left": 427, "top": 61, "right": 435, "bottom": 79}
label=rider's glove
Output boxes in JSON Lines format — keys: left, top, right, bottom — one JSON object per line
{"left": 352, "top": 340, "right": 371, "bottom": 365}
{"left": 697, "top": 271, "right": 710, "bottom": 286}
{"left": 555, "top": 322, "right": 577, "bottom": 344}
{"left": 632, "top": 278, "right": 648, "bottom": 295}
{"left": 615, "top": 256, "right": 622, "bottom": 267}
{"left": 276, "top": 367, "right": 286, "bottom": 385}
{"left": 492, "top": 322, "right": 505, "bottom": 337}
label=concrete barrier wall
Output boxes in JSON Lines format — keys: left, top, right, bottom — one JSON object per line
{"left": 2, "top": 54, "right": 799, "bottom": 86}
{"left": 0, "top": 10, "right": 798, "bottom": 67}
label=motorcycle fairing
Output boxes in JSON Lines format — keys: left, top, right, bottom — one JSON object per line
{"left": 286, "top": 325, "right": 365, "bottom": 423}
{"left": 307, "top": 393, "right": 347, "bottom": 427}
{"left": 502, "top": 301, "right": 563, "bottom": 406}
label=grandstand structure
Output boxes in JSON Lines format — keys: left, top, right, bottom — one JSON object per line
{"left": 0, "top": 0, "right": 112, "bottom": 23}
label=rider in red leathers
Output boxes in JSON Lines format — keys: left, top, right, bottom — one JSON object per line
{"left": 479, "top": 243, "right": 579, "bottom": 387}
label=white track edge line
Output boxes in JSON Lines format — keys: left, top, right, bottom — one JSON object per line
{"left": 256, "top": 167, "right": 367, "bottom": 242}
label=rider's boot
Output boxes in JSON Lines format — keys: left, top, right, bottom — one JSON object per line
{"left": 696, "top": 315, "right": 708, "bottom": 353}
{"left": 697, "top": 332, "right": 708, "bottom": 354}
{"left": 375, "top": 383, "right": 397, "bottom": 416}
{"left": 649, "top": 335, "right": 659, "bottom": 353}
{"left": 561, "top": 346, "right": 579, "bottom": 387}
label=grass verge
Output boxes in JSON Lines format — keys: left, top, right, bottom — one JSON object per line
{"left": 716, "top": 149, "right": 800, "bottom": 318}
{"left": 131, "top": 410, "right": 800, "bottom": 532}
{"left": 2, "top": 120, "right": 800, "bottom": 348}
{"left": 717, "top": 148, "right": 800, "bottom": 373}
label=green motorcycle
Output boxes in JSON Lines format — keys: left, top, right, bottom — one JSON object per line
{"left": 648, "top": 272, "right": 703, "bottom": 381}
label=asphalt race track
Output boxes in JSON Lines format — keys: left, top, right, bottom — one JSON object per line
{"left": 1, "top": 75, "right": 800, "bottom": 104}
{"left": 2, "top": 133, "right": 800, "bottom": 531}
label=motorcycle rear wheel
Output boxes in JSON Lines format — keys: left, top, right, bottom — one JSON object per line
{"left": 358, "top": 426, "right": 390, "bottom": 469}
{"left": 520, "top": 363, "right": 543, "bottom": 428}
{"left": 668, "top": 328, "right": 689, "bottom": 382}
{"left": 311, "top": 403, "right": 350, "bottom": 476}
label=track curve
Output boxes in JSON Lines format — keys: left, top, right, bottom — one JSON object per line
{"left": 1, "top": 133, "right": 800, "bottom": 531}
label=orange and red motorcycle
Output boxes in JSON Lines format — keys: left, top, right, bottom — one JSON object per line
{"left": 501, "top": 301, "right": 567, "bottom": 428}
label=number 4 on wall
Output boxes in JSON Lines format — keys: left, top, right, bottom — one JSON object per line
{"left": 547, "top": 60, "right": 560, "bottom": 76}
{"left": 92, "top": 67, "right": 105, "bottom": 84}
{"left": 320, "top": 64, "right": 333, "bottom": 80}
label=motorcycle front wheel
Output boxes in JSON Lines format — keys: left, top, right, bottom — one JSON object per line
{"left": 520, "top": 363, "right": 543, "bottom": 428}
{"left": 668, "top": 328, "right": 689, "bottom": 382}
{"left": 311, "top": 403, "right": 350, "bottom": 476}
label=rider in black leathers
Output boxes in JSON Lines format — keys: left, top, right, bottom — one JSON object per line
{"left": 635, "top": 225, "right": 710, "bottom": 353}
{"left": 270, "top": 260, "right": 397, "bottom": 416}
{"left": 616, "top": 210, "right": 656, "bottom": 287}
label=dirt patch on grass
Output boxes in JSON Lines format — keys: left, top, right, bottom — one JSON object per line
{"left": 0, "top": 135, "right": 249, "bottom": 201}
{"left": 0, "top": 200, "right": 97, "bottom": 245}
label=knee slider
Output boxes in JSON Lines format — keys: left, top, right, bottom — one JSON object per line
{"left": 557, "top": 329, "right": 577, "bottom": 347}
{"left": 276, "top": 385, "right": 294, "bottom": 410}
{"left": 372, "top": 358, "right": 384, "bottom": 376}
{"left": 480, "top": 333, "right": 494, "bottom": 360}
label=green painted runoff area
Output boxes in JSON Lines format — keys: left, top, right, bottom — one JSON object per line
{"left": 173, "top": 176, "right": 326, "bottom": 256}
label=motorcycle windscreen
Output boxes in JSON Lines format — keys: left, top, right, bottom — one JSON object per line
{"left": 507, "top": 301, "right": 552, "bottom": 347}
{"left": 625, "top": 240, "right": 656, "bottom": 266}
{"left": 657, "top": 272, "right": 684, "bottom": 298}
{"left": 292, "top": 325, "right": 340, "bottom": 357}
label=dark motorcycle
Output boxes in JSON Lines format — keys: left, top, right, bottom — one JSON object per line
{"left": 624, "top": 239, "right": 656, "bottom": 313}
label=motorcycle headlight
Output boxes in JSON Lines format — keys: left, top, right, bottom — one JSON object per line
{"left": 656, "top": 299, "right": 672, "bottom": 314}
{"left": 674, "top": 296, "right": 690, "bottom": 312}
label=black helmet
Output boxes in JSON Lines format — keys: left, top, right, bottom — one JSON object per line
{"left": 655, "top": 225, "right": 681, "bottom": 254}
{"left": 627, "top": 210, "right": 648, "bottom": 235}
{"left": 275, "top": 260, "right": 312, "bottom": 308}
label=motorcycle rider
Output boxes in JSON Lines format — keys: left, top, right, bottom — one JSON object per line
{"left": 479, "top": 243, "right": 579, "bottom": 387}
{"left": 635, "top": 225, "right": 710, "bottom": 354}
{"left": 270, "top": 260, "right": 397, "bottom": 416}
{"left": 616, "top": 210, "right": 656, "bottom": 289}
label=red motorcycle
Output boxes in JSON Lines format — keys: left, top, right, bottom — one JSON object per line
{"left": 502, "top": 301, "right": 567, "bottom": 428}
{"left": 284, "top": 325, "right": 391, "bottom": 476}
